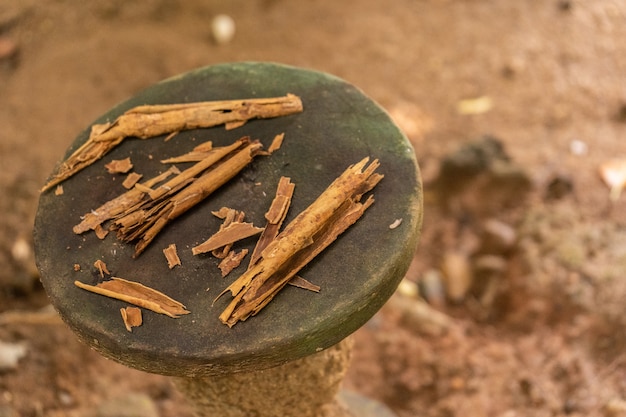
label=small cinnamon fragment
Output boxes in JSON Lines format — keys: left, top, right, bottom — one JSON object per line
{"left": 94, "top": 224, "right": 109, "bottom": 240}
{"left": 163, "top": 244, "right": 181, "bottom": 269}
{"left": 192, "top": 222, "right": 264, "bottom": 255}
{"left": 105, "top": 157, "right": 133, "bottom": 174}
{"left": 288, "top": 276, "right": 321, "bottom": 293}
{"left": 163, "top": 131, "right": 179, "bottom": 142}
{"left": 209, "top": 208, "right": 245, "bottom": 259}
{"left": 249, "top": 176, "right": 295, "bottom": 266}
{"left": 120, "top": 307, "right": 142, "bottom": 332}
{"left": 218, "top": 249, "right": 249, "bottom": 277}
{"left": 122, "top": 172, "right": 143, "bottom": 189}
{"left": 94, "top": 259, "right": 110, "bottom": 278}
{"left": 211, "top": 207, "right": 234, "bottom": 219}
{"left": 267, "top": 133, "right": 285, "bottom": 154}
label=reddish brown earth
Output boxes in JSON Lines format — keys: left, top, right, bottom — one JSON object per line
{"left": 2, "top": 1, "right": 626, "bottom": 416}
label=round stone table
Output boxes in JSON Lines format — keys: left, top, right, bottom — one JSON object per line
{"left": 34, "top": 62, "right": 422, "bottom": 417}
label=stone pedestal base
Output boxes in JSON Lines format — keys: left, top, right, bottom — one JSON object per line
{"left": 174, "top": 337, "right": 354, "bottom": 417}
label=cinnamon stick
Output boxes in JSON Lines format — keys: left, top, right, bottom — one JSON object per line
{"left": 42, "top": 94, "right": 303, "bottom": 192}
{"left": 217, "top": 157, "right": 383, "bottom": 327}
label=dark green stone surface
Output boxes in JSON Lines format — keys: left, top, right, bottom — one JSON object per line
{"left": 34, "top": 62, "right": 422, "bottom": 376}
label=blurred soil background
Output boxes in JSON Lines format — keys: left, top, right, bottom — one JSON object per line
{"left": 1, "top": 1, "right": 626, "bottom": 416}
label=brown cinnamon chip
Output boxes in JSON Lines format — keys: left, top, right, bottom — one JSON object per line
{"left": 94, "top": 224, "right": 109, "bottom": 240}
{"left": 122, "top": 172, "right": 143, "bottom": 189}
{"left": 218, "top": 249, "right": 249, "bottom": 277}
{"left": 288, "top": 276, "right": 321, "bottom": 293}
{"left": 105, "top": 157, "right": 133, "bottom": 174}
{"left": 93, "top": 259, "right": 111, "bottom": 278}
{"left": 208, "top": 208, "right": 246, "bottom": 258}
{"left": 163, "top": 244, "right": 182, "bottom": 269}
{"left": 120, "top": 307, "right": 143, "bottom": 332}
{"left": 163, "top": 131, "right": 179, "bottom": 142}
{"left": 267, "top": 133, "right": 285, "bottom": 154}
{"left": 192, "top": 222, "right": 264, "bottom": 255}
{"left": 211, "top": 207, "right": 237, "bottom": 220}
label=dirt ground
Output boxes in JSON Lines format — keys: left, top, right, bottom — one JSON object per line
{"left": 2, "top": 1, "right": 626, "bottom": 416}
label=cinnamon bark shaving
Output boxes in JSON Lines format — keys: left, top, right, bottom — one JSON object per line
{"left": 160, "top": 141, "right": 214, "bottom": 164}
{"left": 211, "top": 206, "right": 235, "bottom": 219}
{"left": 191, "top": 222, "right": 264, "bottom": 256}
{"left": 267, "top": 133, "right": 285, "bottom": 154}
{"left": 105, "top": 157, "right": 133, "bottom": 174}
{"left": 250, "top": 177, "right": 318, "bottom": 290}
{"left": 120, "top": 307, "right": 142, "bottom": 332}
{"left": 249, "top": 176, "right": 295, "bottom": 266}
{"left": 208, "top": 208, "right": 246, "bottom": 259}
{"left": 217, "top": 157, "right": 383, "bottom": 327}
{"left": 94, "top": 224, "right": 109, "bottom": 239}
{"left": 122, "top": 172, "right": 143, "bottom": 189}
{"left": 41, "top": 94, "right": 303, "bottom": 192}
{"left": 94, "top": 259, "right": 111, "bottom": 278}
{"left": 288, "top": 276, "right": 321, "bottom": 293}
{"left": 192, "top": 208, "right": 261, "bottom": 277}
{"left": 163, "top": 244, "right": 181, "bottom": 269}
{"left": 74, "top": 277, "right": 189, "bottom": 318}
{"left": 218, "top": 249, "right": 249, "bottom": 277}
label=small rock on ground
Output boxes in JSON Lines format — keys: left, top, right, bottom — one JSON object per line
{"left": 0, "top": 405, "right": 18, "bottom": 417}
{"left": 95, "top": 393, "right": 159, "bottom": 417}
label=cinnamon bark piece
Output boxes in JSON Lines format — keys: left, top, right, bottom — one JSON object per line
{"left": 218, "top": 249, "right": 249, "bottom": 277}
{"left": 74, "top": 277, "right": 189, "bottom": 318}
{"left": 122, "top": 172, "right": 143, "bottom": 189}
{"left": 114, "top": 139, "right": 263, "bottom": 257}
{"left": 249, "top": 176, "right": 295, "bottom": 266}
{"left": 105, "top": 157, "right": 133, "bottom": 174}
{"left": 163, "top": 244, "right": 182, "bottom": 269}
{"left": 120, "top": 307, "right": 143, "bottom": 332}
{"left": 217, "top": 157, "right": 383, "bottom": 327}
{"left": 73, "top": 166, "right": 179, "bottom": 234}
{"left": 41, "top": 94, "right": 303, "bottom": 192}
{"left": 192, "top": 223, "right": 264, "bottom": 256}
